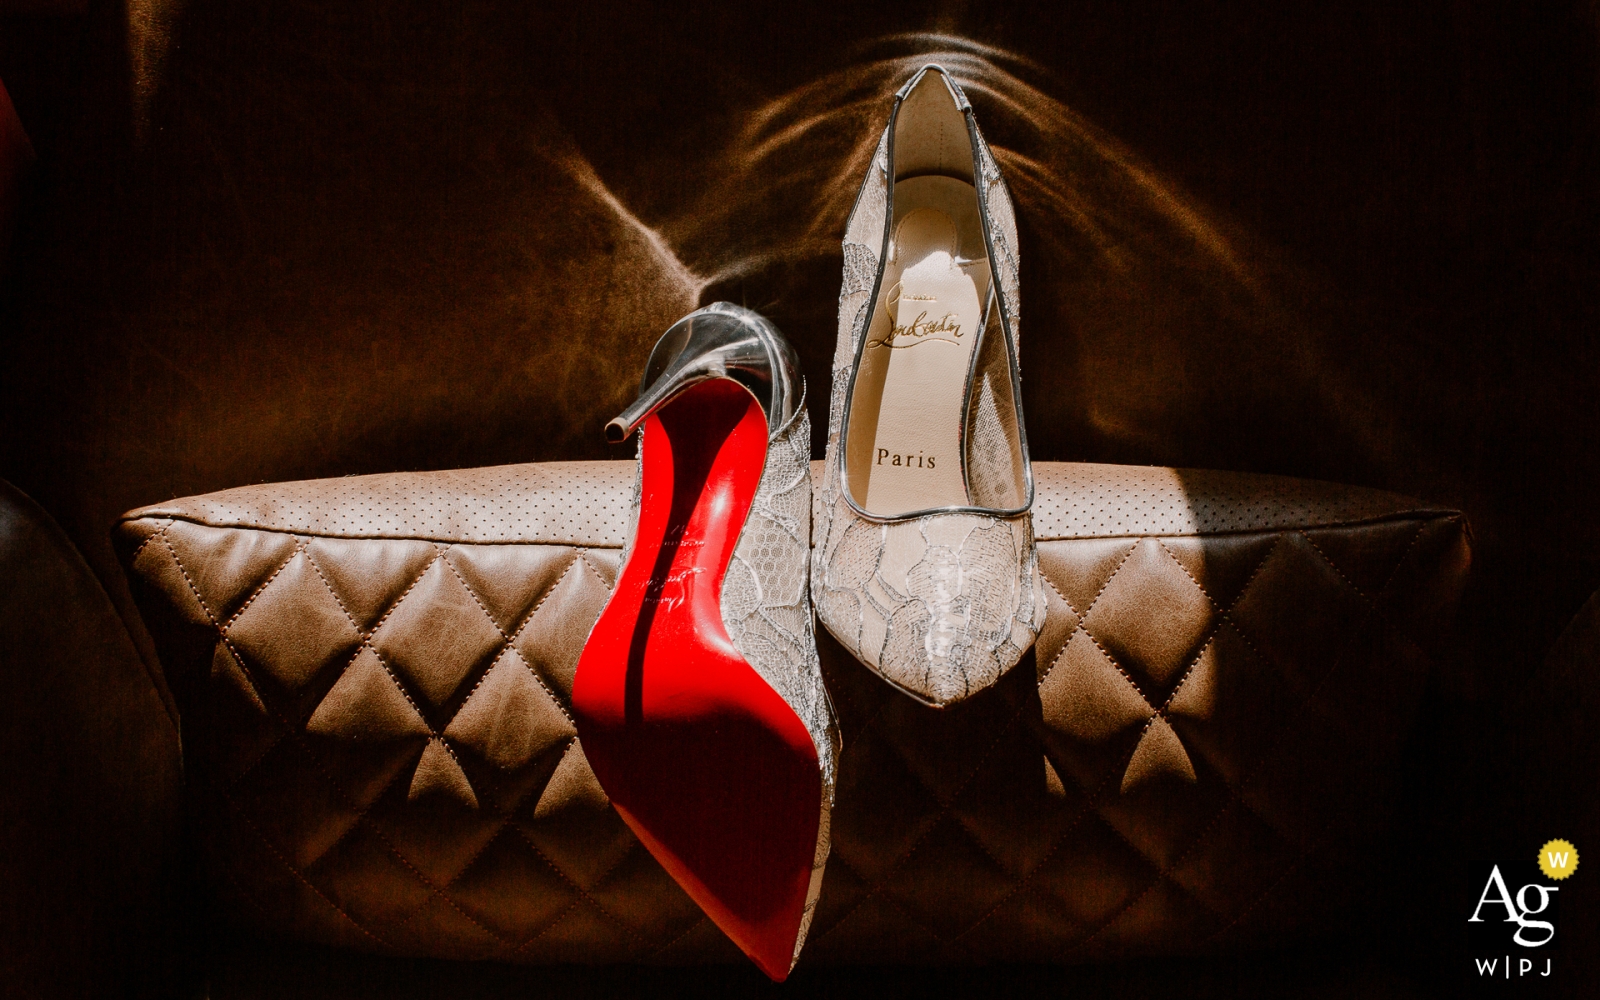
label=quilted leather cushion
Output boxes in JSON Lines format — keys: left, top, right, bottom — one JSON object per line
{"left": 114, "top": 460, "right": 1469, "bottom": 964}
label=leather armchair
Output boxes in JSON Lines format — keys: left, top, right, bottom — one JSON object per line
{"left": 2, "top": 3, "right": 1596, "bottom": 996}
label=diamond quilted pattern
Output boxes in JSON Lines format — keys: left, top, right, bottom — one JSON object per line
{"left": 1018, "top": 811, "right": 1153, "bottom": 932}
{"left": 512, "top": 556, "right": 612, "bottom": 700}
{"left": 1038, "top": 631, "right": 1153, "bottom": 788}
{"left": 1228, "top": 533, "right": 1371, "bottom": 700}
{"left": 446, "top": 826, "right": 580, "bottom": 941}
{"left": 196, "top": 642, "right": 279, "bottom": 785}
{"left": 446, "top": 544, "right": 576, "bottom": 634}
{"left": 307, "top": 818, "right": 438, "bottom": 938}
{"left": 952, "top": 726, "right": 1085, "bottom": 877}
{"left": 882, "top": 815, "right": 1016, "bottom": 939}
{"left": 407, "top": 737, "right": 479, "bottom": 807}
{"left": 582, "top": 840, "right": 708, "bottom": 946}
{"left": 226, "top": 550, "right": 361, "bottom": 693}
{"left": 228, "top": 736, "right": 370, "bottom": 870}
{"left": 1083, "top": 539, "right": 1213, "bottom": 690}
{"left": 165, "top": 521, "right": 299, "bottom": 622}
{"left": 383, "top": 894, "right": 507, "bottom": 959}
{"left": 515, "top": 742, "right": 631, "bottom": 888}
{"left": 1120, "top": 716, "right": 1197, "bottom": 793}
{"left": 370, "top": 557, "right": 502, "bottom": 708}
{"left": 1158, "top": 534, "right": 1281, "bottom": 611}
{"left": 445, "top": 649, "right": 574, "bottom": 771}
{"left": 1169, "top": 798, "right": 1302, "bottom": 915}
{"left": 306, "top": 538, "right": 438, "bottom": 631}
{"left": 116, "top": 460, "right": 1470, "bottom": 965}
{"left": 1165, "top": 624, "right": 1297, "bottom": 786}
{"left": 307, "top": 646, "right": 429, "bottom": 742}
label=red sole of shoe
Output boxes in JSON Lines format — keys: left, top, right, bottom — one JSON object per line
{"left": 571, "top": 379, "right": 822, "bottom": 981}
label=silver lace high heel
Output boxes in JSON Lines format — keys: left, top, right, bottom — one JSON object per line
{"left": 574, "top": 302, "right": 838, "bottom": 980}
{"left": 812, "top": 65, "right": 1045, "bottom": 707}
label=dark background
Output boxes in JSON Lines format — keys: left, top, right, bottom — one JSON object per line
{"left": 1, "top": 0, "right": 1596, "bottom": 994}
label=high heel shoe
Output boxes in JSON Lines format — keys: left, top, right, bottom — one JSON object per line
{"left": 572, "top": 302, "right": 838, "bottom": 981}
{"left": 813, "top": 64, "right": 1045, "bottom": 707}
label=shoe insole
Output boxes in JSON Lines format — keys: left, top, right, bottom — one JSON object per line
{"left": 861, "top": 201, "right": 990, "bottom": 516}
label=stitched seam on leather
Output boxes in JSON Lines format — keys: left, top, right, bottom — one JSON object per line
{"left": 645, "top": 913, "right": 710, "bottom": 959}
{"left": 507, "top": 899, "right": 586, "bottom": 955}
{"left": 499, "top": 553, "right": 583, "bottom": 724}
{"left": 260, "top": 683, "right": 513, "bottom": 947}
{"left": 1051, "top": 738, "right": 1262, "bottom": 959}
{"left": 296, "top": 541, "right": 434, "bottom": 725}
{"left": 1374, "top": 517, "right": 1456, "bottom": 605}
{"left": 809, "top": 695, "right": 1035, "bottom": 946}
{"left": 951, "top": 747, "right": 1137, "bottom": 942}
{"left": 1038, "top": 568, "right": 1081, "bottom": 619}
{"left": 365, "top": 547, "right": 447, "bottom": 638}
{"left": 439, "top": 549, "right": 519, "bottom": 642}
{"left": 158, "top": 530, "right": 275, "bottom": 715}
{"left": 218, "top": 785, "right": 391, "bottom": 948}
{"left": 1299, "top": 527, "right": 1398, "bottom": 605}
{"left": 1077, "top": 626, "right": 1160, "bottom": 708}
{"left": 959, "top": 537, "right": 1290, "bottom": 945}
{"left": 1022, "top": 554, "right": 1079, "bottom": 685}
{"left": 157, "top": 531, "right": 335, "bottom": 796}
{"left": 947, "top": 810, "right": 1035, "bottom": 884}
{"left": 1151, "top": 579, "right": 1393, "bottom": 940}
{"left": 1034, "top": 540, "right": 1139, "bottom": 688}
{"left": 157, "top": 522, "right": 629, "bottom": 953}
{"left": 1196, "top": 686, "right": 1366, "bottom": 944}
{"left": 505, "top": 824, "right": 648, "bottom": 950}
{"left": 127, "top": 512, "right": 627, "bottom": 549}
{"left": 505, "top": 553, "right": 582, "bottom": 643}
{"left": 218, "top": 545, "right": 306, "bottom": 631}
{"left": 1145, "top": 535, "right": 1282, "bottom": 715}
{"left": 1300, "top": 523, "right": 1441, "bottom": 669}
{"left": 1063, "top": 806, "right": 1237, "bottom": 954}
{"left": 815, "top": 848, "right": 956, "bottom": 948}
{"left": 516, "top": 740, "right": 638, "bottom": 896}
{"left": 124, "top": 519, "right": 167, "bottom": 565}
{"left": 298, "top": 537, "right": 365, "bottom": 633}
{"left": 871, "top": 865, "right": 967, "bottom": 947}
{"left": 432, "top": 548, "right": 581, "bottom": 734}
{"left": 157, "top": 528, "right": 226, "bottom": 629}
{"left": 297, "top": 540, "right": 433, "bottom": 729}
{"left": 352, "top": 549, "right": 460, "bottom": 732}
{"left": 344, "top": 813, "right": 516, "bottom": 948}
{"left": 381, "top": 815, "right": 524, "bottom": 949}
{"left": 574, "top": 548, "right": 615, "bottom": 587}
{"left": 295, "top": 744, "right": 521, "bottom": 950}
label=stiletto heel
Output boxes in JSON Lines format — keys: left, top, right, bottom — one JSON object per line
{"left": 573, "top": 302, "right": 837, "bottom": 981}
{"left": 604, "top": 303, "right": 802, "bottom": 443}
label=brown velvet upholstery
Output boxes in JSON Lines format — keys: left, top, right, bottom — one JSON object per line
{"left": 116, "top": 460, "right": 1467, "bottom": 965}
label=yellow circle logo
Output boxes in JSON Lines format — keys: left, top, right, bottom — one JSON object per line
{"left": 1539, "top": 839, "right": 1578, "bottom": 880}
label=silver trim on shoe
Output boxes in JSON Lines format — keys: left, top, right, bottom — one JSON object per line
{"left": 607, "top": 301, "right": 804, "bottom": 443}
{"left": 835, "top": 64, "right": 1034, "bottom": 524}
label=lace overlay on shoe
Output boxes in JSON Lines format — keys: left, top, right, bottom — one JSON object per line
{"left": 965, "top": 307, "right": 1026, "bottom": 510}
{"left": 816, "top": 510, "right": 1043, "bottom": 704}
{"left": 716, "top": 408, "right": 838, "bottom": 963}
{"left": 815, "top": 80, "right": 1043, "bottom": 706}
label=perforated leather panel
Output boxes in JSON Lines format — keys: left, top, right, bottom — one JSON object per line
{"left": 117, "top": 460, "right": 1469, "bottom": 964}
